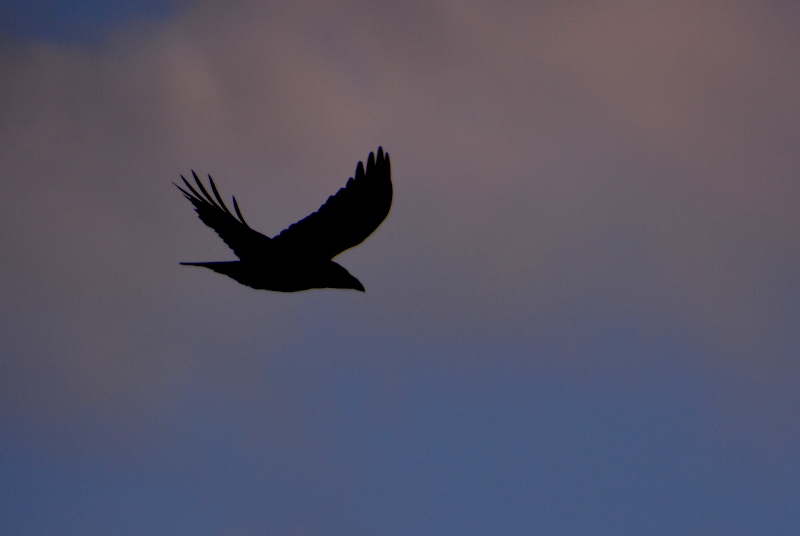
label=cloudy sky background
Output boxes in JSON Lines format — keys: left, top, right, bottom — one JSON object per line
{"left": 1, "top": 0, "right": 799, "bottom": 534}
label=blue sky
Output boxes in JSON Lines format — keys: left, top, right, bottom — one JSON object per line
{"left": 1, "top": 1, "right": 799, "bottom": 535}
{"left": 0, "top": 0, "right": 174, "bottom": 43}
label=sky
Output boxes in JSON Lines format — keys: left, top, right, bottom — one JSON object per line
{"left": 1, "top": 0, "right": 799, "bottom": 534}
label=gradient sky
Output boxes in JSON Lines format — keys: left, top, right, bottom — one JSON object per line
{"left": 1, "top": 1, "right": 799, "bottom": 534}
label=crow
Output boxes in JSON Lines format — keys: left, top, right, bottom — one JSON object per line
{"left": 175, "top": 147, "right": 392, "bottom": 292}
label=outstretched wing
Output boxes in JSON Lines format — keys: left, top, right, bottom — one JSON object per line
{"left": 272, "top": 148, "right": 392, "bottom": 259}
{"left": 175, "top": 172, "right": 272, "bottom": 261}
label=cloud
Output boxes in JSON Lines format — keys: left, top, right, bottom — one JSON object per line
{"left": 1, "top": 0, "right": 798, "bottom": 416}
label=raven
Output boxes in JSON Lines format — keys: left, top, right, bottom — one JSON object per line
{"left": 175, "top": 147, "right": 392, "bottom": 292}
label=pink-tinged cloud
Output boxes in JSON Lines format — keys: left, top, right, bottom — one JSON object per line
{"left": 0, "top": 0, "right": 798, "bottom": 416}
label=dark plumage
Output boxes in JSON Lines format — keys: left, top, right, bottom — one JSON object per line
{"left": 175, "top": 148, "right": 392, "bottom": 292}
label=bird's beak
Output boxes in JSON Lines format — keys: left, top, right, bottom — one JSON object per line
{"left": 352, "top": 279, "right": 365, "bottom": 292}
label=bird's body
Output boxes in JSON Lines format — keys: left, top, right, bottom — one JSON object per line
{"left": 180, "top": 259, "right": 363, "bottom": 292}
{"left": 176, "top": 148, "right": 391, "bottom": 292}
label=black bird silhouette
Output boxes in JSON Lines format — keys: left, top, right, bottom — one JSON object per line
{"left": 175, "top": 147, "right": 392, "bottom": 292}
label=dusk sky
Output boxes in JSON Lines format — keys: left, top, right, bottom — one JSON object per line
{"left": 1, "top": 1, "right": 799, "bottom": 534}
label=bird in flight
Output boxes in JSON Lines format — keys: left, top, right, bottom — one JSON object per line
{"left": 175, "top": 147, "right": 392, "bottom": 292}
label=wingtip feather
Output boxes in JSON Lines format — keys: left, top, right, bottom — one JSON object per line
{"left": 207, "top": 175, "right": 233, "bottom": 216}
{"left": 232, "top": 196, "right": 249, "bottom": 227}
{"left": 367, "top": 151, "right": 376, "bottom": 174}
{"left": 173, "top": 181, "right": 193, "bottom": 199}
{"left": 192, "top": 171, "right": 210, "bottom": 200}
{"left": 180, "top": 175, "right": 203, "bottom": 200}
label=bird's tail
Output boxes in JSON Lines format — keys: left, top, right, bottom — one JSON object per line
{"left": 180, "top": 261, "right": 241, "bottom": 275}
{"left": 180, "top": 261, "right": 265, "bottom": 289}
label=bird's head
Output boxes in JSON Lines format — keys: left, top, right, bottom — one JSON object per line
{"left": 327, "top": 262, "right": 365, "bottom": 292}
